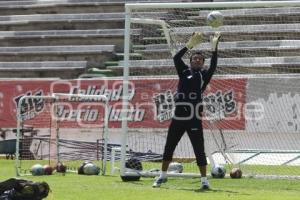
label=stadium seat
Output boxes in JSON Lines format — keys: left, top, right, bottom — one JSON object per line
{"left": 109, "top": 56, "right": 300, "bottom": 76}
{"left": 0, "top": 1, "right": 125, "bottom": 15}
{"left": 0, "top": 29, "right": 141, "bottom": 52}
{"left": 0, "top": 61, "right": 87, "bottom": 78}
{"left": 0, "top": 45, "right": 115, "bottom": 67}
{"left": 0, "top": 0, "right": 299, "bottom": 78}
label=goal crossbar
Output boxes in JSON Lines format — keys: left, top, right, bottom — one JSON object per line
{"left": 125, "top": 1, "right": 300, "bottom": 10}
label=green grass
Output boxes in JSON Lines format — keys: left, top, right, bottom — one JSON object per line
{"left": 1, "top": 160, "right": 300, "bottom": 200}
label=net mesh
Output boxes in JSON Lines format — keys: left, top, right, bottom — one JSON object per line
{"left": 121, "top": 2, "right": 300, "bottom": 178}
{"left": 16, "top": 96, "right": 108, "bottom": 175}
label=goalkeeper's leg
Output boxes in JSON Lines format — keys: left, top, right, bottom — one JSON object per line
{"left": 153, "top": 119, "right": 185, "bottom": 188}
{"left": 187, "top": 122, "right": 210, "bottom": 190}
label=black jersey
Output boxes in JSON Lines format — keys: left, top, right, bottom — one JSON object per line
{"left": 173, "top": 47, "right": 218, "bottom": 105}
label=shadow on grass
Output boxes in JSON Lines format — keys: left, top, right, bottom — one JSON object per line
{"left": 194, "top": 188, "right": 240, "bottom": 193}
{"left": 161, "top": 186, "right": 250, "bottom": 196}
{"left": 119, "top": 180, "right": 146, "bottom": 185}
{"left": 118, "top": 178, "right": 251, "bottom": 196}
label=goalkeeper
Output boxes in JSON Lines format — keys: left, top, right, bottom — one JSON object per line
{"left": 153, "top": 32, "right": 221, "bottom": 189}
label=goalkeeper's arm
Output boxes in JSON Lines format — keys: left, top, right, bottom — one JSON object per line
{"left": 173, "top": 32, "right": 203, "bottom": 76}
{"left": 210, "top": 32, "right": 221, "bottom": 52}
{"left": 173, "top": 47, "right": 188, "bottom": 76}
{"left": 202, "top": 32, "right": 221, "bottom": 91}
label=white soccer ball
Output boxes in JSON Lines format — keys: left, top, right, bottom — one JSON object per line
{"left": 31, "top": 164, "right": 44, "bottom": 176}
{"left": 83, "top": 163, "right": 100, "bottom": 175}
{"left": 207, "top": 11, "right": 223, "bottom": 28}
{"left": 211, "top": 165, "right": 226, "bottom": 178}
{"left": 168, "top": 162, "right": 183, "bottom": 173}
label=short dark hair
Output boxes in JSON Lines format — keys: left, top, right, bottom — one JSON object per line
{"left": 190, "top": 51, "right": 205, "bottom": 62}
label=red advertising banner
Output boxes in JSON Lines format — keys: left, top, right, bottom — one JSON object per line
{"left": 0, "top": 78, "right": 246, "bottom": 130}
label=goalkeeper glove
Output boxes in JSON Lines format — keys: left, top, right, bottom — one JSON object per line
{"left": 210, "top": 32, "right": 221, "bottom": 51}
{"left": 186, "top": 32, "right": 203, "bottom": 50}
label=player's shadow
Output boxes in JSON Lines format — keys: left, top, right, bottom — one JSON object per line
{"left": 185, "top": 187, "right": 250, "bottom": 196}
{"left": 119, "top": 180, "right": 146, "bottom": 185}
{"left": 194, "top": 188, "right": 239, "bottom": 193}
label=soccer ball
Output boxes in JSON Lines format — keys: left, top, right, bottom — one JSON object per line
{"left": 56, "top": 162, "right": 67, "bottom": 173}
{"left": 121, "top": 158, "right": 143, "bottom": 181}
{"left": 230, "top": 168, "right": 242, "bottom": 179}
{"left": 78, "top": 161, "right": 91, "bottom": 175}
{"left": 168, "top": 162, "right": 183, "bottom": 173}
{"left": 207, "top": 11, "right": 223, "bottom": 28}
{"left": 211, "top": 165, "right": 226, "bottom": 178}
{"left": 83, "top": 163, "right": 100, "bottom": 175}
{"left": 43, "top": 165, "right": 53, "bottom": 175}
{"left": 31, "top": 164, "right": 44, "bottom": 176}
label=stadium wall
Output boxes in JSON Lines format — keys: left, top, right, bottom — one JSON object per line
{"left": 0, "top": 76, "right": 299, "bottom": 153}
{"left": 1, "top": 77, "right": 299, "bottom": 130}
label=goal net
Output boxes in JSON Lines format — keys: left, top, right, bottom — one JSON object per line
{"left": 15, "top": 93, "right": 108, "bottom": 176}
{"left": 120, "top": 1, "right": 300, "bottom": 179}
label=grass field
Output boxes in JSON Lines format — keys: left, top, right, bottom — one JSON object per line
{"left": 1, "top": 160, "right": 300, "bottom": 200}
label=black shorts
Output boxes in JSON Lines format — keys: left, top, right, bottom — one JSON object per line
{"left": 162, "top": 115, "right": 207, "bottom": 166}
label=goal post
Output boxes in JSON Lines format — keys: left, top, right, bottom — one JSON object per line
{"left": 15, "top": 93, "right": 109, "bottom": 176}
{"left": 121, "top": 1, "right": 300, "bottom": 179}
